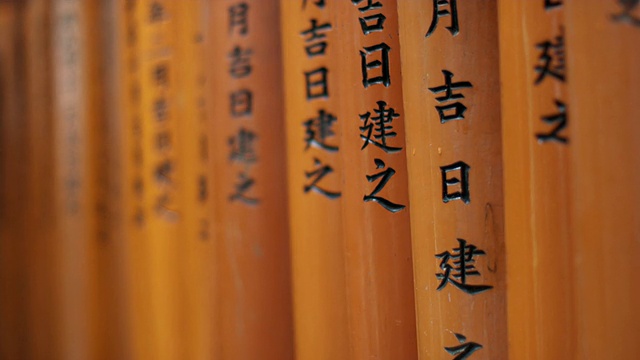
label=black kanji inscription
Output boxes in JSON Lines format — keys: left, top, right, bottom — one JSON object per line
{"left": 440, "top": 161, "right": 470, "bottom": 204}
{"left": 360, "top": 42, "right": 391, "bottom": 88}
{"left": 363, "top": 158, "right": 405, "bottom": 213}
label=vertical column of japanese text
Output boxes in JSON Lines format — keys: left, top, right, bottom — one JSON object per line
{"left": 281, "top": 0, "right": 350, "bottom": 358}
{"left": 208, "top": 1, "right": 294, "bottom": 358}
{"left": 397, "top": 2, "right": 507, "bottom": 358}
{"left": 336, "top": 1, "right": 418, "bottom": 358}
{"left": 498, "top": 1, "right": 574, "bottom": 358}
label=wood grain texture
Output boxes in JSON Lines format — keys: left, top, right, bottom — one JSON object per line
{"left": 497, "top": 2, "right": 575, "bottom": 359}
{"left": 52, "top": 1, "right": 98, "bottom": 357}
{"left": 564, "top": 1, "right": 640, "bottom": 358}
{"left": 334, "top": 1, "right": 418, "bottom": 358}
{"left": 280, "top": 1, "right": 349, "bottom": 359}
{"left": 23, "top": 1, "right": 60, "bottom": 357}
{"left": 86, "top": 1, "right": 133, "bottom": 358}
{"left": 208, "top": 1, "right": 294, "bottom": 359}
{"left": 397, "top": 2, "right": 507, "bottom": 359}
{"left": 134, "top": 1, "right": 183, "bottom": 358}
{"left": 0, "top": 2, "right": 31, "bottom": 357}
{"left": 122, "top": 0, "right": 157, "bottom": 358}
{"left": 174, "top": 1, "right": 217, "bottom": 358}
{"left": 117, "top": 1, "right": 154, "bottom": 359}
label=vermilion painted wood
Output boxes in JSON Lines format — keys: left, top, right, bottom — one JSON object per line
{"left": 121, "top": 1, "right": 157, "bottom": 358}
{"left": 208, "top": 1, "right": 294, "bottom": 359}
{"left": 0, "top": 3, "right": 31, "bottom": 358}
{"left": 173, "top": 1, "right": 217, "bottom": 358}
{"left": 565, "top": 1, "right": 640, "bottom": 358}
{"left": 52, "top": 1, "right": 98, "bottom": 358}
{"left": 23, "top": 1, "right": 61, "bottom": 357}
{"left": 334, "top": 1, "right": 418, "bottom": 358}
{"left": 134, "top": 1, "right": 184, "bottom": 358}
{"left": 83, "top": 2, "right": 135, "bottom": 358}
{"left": 280, "top": 1, "right": 349, "bottom": 359}
{"left": 397, "top": 2, "right": 508, "bottom": 359}
{"left": 497, "top": 2, "right": 575, "bottom": 359}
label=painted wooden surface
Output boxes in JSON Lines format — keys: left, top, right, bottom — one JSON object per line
{"left": 121, "top": 0, "right": 158, "bottom": 358}
{"left": 334, "top": 1, "right": 418, "bottom": 358}
{"left": 85, "top": 2, "right": 133, "bottom": 358}
{"left": 497, "top": 1, "right": 575, "bottom": 359}
{"left": 397, "top": 2, "right": 507, "bottom": 359}
{"left": 23, "top": 1, "right": 60, "bottom": 357}
{"left": 174, "top": 1, "right": 217, "bottom": 358}
{"left": 135, "top": 1, "right": 183, "bottom": 358}
{"left": 0, "top": 3, "right": 637, "bottom": 359}
{"left": 208, "top": 1, "right": 294, "bottom": 358}
{"left": 52, "top": 1, "right": 99, "bottom": 357}
{"left": 565, "top": 1, "right": 640, "bottom": 358}
{"left": 0, "top": 2, "right": 31, "bottom": 357}
{"left": 280, "top": 1, "right": 349, "bottom": 359}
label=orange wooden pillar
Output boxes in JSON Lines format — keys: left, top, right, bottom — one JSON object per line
{"left": 334, "top": 1, "right": 418, "bottom": 358}
{"left": 119, "top": 0, "right": 158, "bottom": 358}
{"left": 280, "top": 1, "right": 349, "bottom": 359}
{"left": 51, "top": 0, "right": 99, "bottom": 357}
{"left": 173, "top": 1, "right": 217, "bottom": 358}
{"left": 23, "top": 1, "right": 60, "bottom": 357}
{"left": 84, "top": 1, "right": 134, "bottom": 358}
{"left": 105, "top": 1, "right": 138, "bottom": 358}
{"left": 564, "top": 1, "right": 640, "bottom": 358}
{"left": 497, "top": 2, "right": 575, "bottom": 359}
{"left": 397, "top": 2, "right": 507, "bottom": 358}
{"left": 208, "top": 1, "right": 294, "bottom": 358}
{"left": 134, "top": 1, "right": 184, "bottom": 358}
{"left": 0, "top": 2, "right": 31, "bottom": 357}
